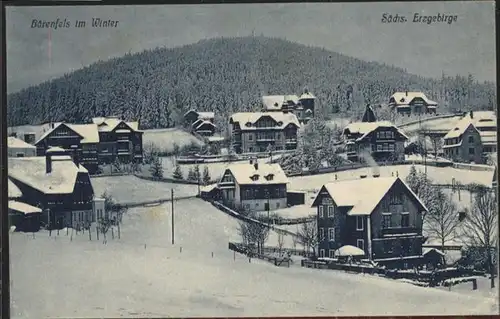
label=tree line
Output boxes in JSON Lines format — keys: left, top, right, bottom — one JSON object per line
{"left": 7, "top": 36, "right": 496, "bottom": 133}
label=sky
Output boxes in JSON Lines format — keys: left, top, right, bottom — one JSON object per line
{"left": 5, "top": 2, "right": 496, "bottom": 93}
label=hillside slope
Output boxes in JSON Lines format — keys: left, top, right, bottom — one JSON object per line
{"left": 7, "top": 36, "right": 496, "bottom": 130}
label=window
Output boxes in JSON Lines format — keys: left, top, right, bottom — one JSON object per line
{"left": 356, "top": 216, "right": 364, "bottom": 231}
{"left": 249, "top": 134, "right": 253, "bottom": 141}
{"left": 328, "top": 228, "right": 335, "bottom": 241}
{"left": 382, "top": 214, "right": 392, "bottom": 228}
{"left": 16, "top": 153, "right": 25, "bottom": 157}
{"left": 384, "top": 240, "right": 393, "bottom": 253}
{"left": 328, "top": 206, "right": 335, "bottom": 217}
{"left": 319, "top": 228, "right": 325, "bottom": 240}
{"left": 468, "top": 136, "right": 474, "bottom": 143}
{"left": 276, "top": 202, "right": 280, "bottom": 209}
{"left": 389, "top": 144, "right": 395, "bottom": 152}
{"left": 469, "top": 147, "right": 475, "bottom": 155}
{"left": 377, "top": 144, "right": 383, "bottom": 151}
{"left": 357, "top": 239, "right": 365, "bottom": 251}
{"left": 329, "top": 249, "right": 335, "bottom": 258}
{"left": 319, "top": 249, "right": 325, "bottom": 258}
{"left": 401, "top": 212, "right": 410, "bottom": 227}
{"left": 318, "top": 206, "right": 324, "bottom": 218}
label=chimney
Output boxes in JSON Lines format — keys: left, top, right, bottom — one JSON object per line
{"left": 470, "top": 110, "right": 474, "bottom": 119}
{"left": 254, "top": 162, "right": 259, "bottom": 170}
{"left": 405, "top": 91, "right": 408, "bottom": 96}
{"left": 45, "top": 153, "right": 52, "bottom": 174}
{"left": 250, "top": 159, "right": 253, "bottom": 165}
{"left": 360, "top": 174, "right": 367, "bottom": 179}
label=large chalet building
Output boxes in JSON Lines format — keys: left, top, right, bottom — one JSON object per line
{"left": 343, "top": 119, "right": 408, "bottom": 162}
{"left": 229, "top": 112, "right": 300, "bottom": 154}
{"left": 34, "top": 116, "right": 143, "bottom": 173}
{"left": 261, "top": 90, "right": 316, "bottom": 124}
{"left": 388, "top": 92, "right": 438, "bottom": 116}
{"left": 8, "top": 147, "right": 96, "bottom": 230}
{"left": 442, "top": 111, "right": 497, "bottom": 164}
{"left": 312, "top": 175, "right": 428, "bottom": 268}
{"left": 218, "top": 161, "right": 289, "bottom": 212}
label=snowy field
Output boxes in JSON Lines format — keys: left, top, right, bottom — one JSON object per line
{"left": 91, "top": 175, "right": 198, "bottom": 203}
{"left": 288, "top": 164, "right": 495, "bottom": 192}
{"left": 10, "top": 198, "right": 498, "bottom": 318}
{"left": 143, "top": 128, "right": 204, "bottom": 153}
{"left": 400, "top": 115, "right": 461, "bottom": 134}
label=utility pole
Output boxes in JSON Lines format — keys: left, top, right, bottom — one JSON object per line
{"left": 266, "top": 188, "right": 270, "bottom": 227}
{"left": 171, "top": 189, "right": 175, "bottom": 245}
{"left": 47, "top": 208, "right": 51, "bottom": 236}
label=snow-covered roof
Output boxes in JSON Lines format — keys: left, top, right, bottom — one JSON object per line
{"left": 207, "top": 136, "right": 225, "bottom": 142}
{"left": 194, "top": 120, "right": 216, "bottom": 130}
{"left": 8, "top": 178, "right": 22, "bottom": 198}
{"left": 422, "top": 248, "right": 445, "bottom": 256}
{"left": 262, "top": 95, "right": 300, "bottom": 110}
{"left": 7, "top": 137, "right": 36, "bottom": 149}
{"left": 198, "top": 112, "right": 215, "bottom": 120}
{"left": 222, "top": 162, "right": 288, "bottom": 185}
{"left": 390, "top": 92, "right": 437, "bottom": 106}
{"left": 8, "top": 200, "right": 42, "bottom": 214}
{"left": 343, "top": 121, "right": 408, "bottom": 141}
{"left": 312, "top": 176, "right": 428, "bottom": 216}
{"left": 443, "top": 118, "right": 480, "bottom": 140}
{"left": 230, "top": 112, "right": 301, "bottom": 130}
{"left": 94, "top": 118, "right": 140, "bottom": 132}
{"left": 300, "top": 92, "right": 316, "bottom": 100}
{"left": 67, "top": 124, "right": 100, "bottom": 143}
{"left": 8, "top": 156, "right": 86, "bottom": 194}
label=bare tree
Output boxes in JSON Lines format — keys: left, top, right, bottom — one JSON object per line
{"left": 424, "top": 189, "right": 460, "bottom": 261}
{"left": 277, "top": 231, "right": 285, "bottom": 256}
{"left": 462, "top": 185, "right": 498, "bottom": 288}
{"left": 238, "top": 217, "right": 270, "bottom": 255}
{"left": 98, "top": 217, "right": 112, "bottom": 244}
{"left": 297, "top": 219, "right": 323, "bottom": 257}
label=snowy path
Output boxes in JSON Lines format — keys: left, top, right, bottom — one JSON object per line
{"left": 10, "top": 199, "right": 498, "bottom": 318}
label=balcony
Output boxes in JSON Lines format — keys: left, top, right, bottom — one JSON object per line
{"left": 256, "top": 137, "right": 276, "bottom": 142}
{"left": 218, "top": 181, "right": 235, "bottom": 189}
{"left": 380, "top": 226, "right": 420, "bottom": 237}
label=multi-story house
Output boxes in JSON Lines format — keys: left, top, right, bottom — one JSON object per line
{"left": 442, "top": 114, "right": 485, "bottom": 164}
{"left": 7, "top": 136, "right": 37, "bottom": 157}
{"left": 229, "top": 112, "right": 300, "bottom": 154}
{"left": 218, "top": 161, "right": 289, "bottom": 212}
{"left": 343, "top": 121, "right": 408, "bottom": 162}
{"left": 312, "top": 175, "right": 428, "bottom": 269}
{"left": 92, "top": 117, "right": 143, "bottom": 164}
{"left": 8, "top": 147, "right": 96, "bottom": 229}
{"left": 34, "top": 117, "right": 143, "bottom": 173}
{"left": 388, "top": 91, "right": 438, "bottom": 116}
{"left": 262, "top": 90, "right": 316, "bottom": 123}
{"left": 183, "top": 110, "right": 217, "bottom": 137}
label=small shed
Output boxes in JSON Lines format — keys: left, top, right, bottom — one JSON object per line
{"left": 423, "top": 248, "right": 445, "bottom": 269}
{"left": 7, "top": 136, "right": 36, "bottom": 157}
{"left": 8, "top": 200, "right": 43, "bottom": 232}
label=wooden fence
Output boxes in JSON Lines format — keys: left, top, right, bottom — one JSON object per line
{"left": 228, "top": 242, "right": 292, "bottom": 267}
{"left": 116, "top": 195, "right": 197, "bottom": 209}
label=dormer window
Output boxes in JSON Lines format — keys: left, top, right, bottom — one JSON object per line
{"left": 250, "top": 174, "right": 259, "bottom": 181}
{"left": 274, "top": 102, "right": 279, "bottom": 107}
{"left": 265, "top": 174, "right": 274, "bottom": 181}
{"left": 400, "top": 98, "right": 405, "bottom": 103}
{"left": 277, "top": 121, "right": 283, "bottom": 126}
{"left": 245, "top": 122, "right": 252, "bottom": 127}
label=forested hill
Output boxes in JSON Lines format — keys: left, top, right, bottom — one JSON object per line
{"left": 7, "top": 36, "right": 496, "bottom": 130}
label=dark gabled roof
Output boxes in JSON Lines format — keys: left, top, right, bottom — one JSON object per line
{"left": 361, "top": 105, "right": 377, "bottom": 123}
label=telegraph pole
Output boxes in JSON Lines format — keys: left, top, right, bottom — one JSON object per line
{"left": 47, "top": 208, "right": 51, "bottom": 236}
{"left": 171, "top": 189, "right": 175, "bottom": 245}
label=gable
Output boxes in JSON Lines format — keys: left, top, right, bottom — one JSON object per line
{"left": 219, "top": 169, "right": 235, "bottom": 184}
{"left": 196, "top": 122, "right": 216, "bottom": 131}
{"left": 386, "top": 178, "right": 429, "bottom": 213}
{"left": 35, "top": 123, "right": 83, "bottom": 146}
{"left": 112, "top": 121, "right": 134, "bottom": 132}
{"left": 255, "top": 115, "right": 279, "bottom": 127}
{"left": 311, "top": 186, "right": 338, "bottom": 207}
{"left": 184, "top": 110, "right": 199, "bottom": 119}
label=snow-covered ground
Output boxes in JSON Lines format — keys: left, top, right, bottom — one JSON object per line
{"left": 143, "top": 128, "right": 204, "bottom": 154}
{"left": 400, "top": 116, "right": 462, "bottom": 135}
{"left": 288, "top": 164, "right": 495, "bottom": 192}
{"left": 10, "top": 198, "right": 498, "bottom": 318}
{"left": 91, "top": 175, "right": 198, "bottom": 203}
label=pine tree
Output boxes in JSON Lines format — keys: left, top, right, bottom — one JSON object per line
{"left": 173, "top": 163, "right": 183, "bottom": 180}
{"left": 149, "top": 156, "right": 163, "bottom": 180}
{"left": 194, "top": 164, "right": 201, "bottom": 182}
{"left": 202, "top": 166, "right": 211, "bottom": 185}
{"left": 187, "top": 167, "right": 197, "bottom": 181}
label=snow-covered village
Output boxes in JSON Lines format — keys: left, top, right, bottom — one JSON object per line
{"left": 5, "top": 3, "right": 498, "bottom": 318}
